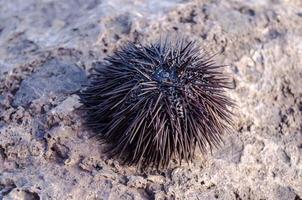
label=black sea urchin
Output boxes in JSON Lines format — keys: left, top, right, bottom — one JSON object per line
{"left": 80, "top": 38, "right": 234, "bottom": 169}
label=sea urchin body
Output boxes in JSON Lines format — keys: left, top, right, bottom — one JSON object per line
{"left": 80, "top": 38, "right": 234, "bottom": 169}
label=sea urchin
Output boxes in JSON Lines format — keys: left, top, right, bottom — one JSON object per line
{"left": 80, "top": 38, "right": 234, "bottom": 169}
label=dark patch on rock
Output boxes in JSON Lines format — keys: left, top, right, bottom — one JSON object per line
{"left": 0, "top": 179, "right": 17, "bottom": 198}
{"left": 239, "top": 7, "right": 256, "bottom": 17}
{"left": 4, "top": 188, "right": 40, "bottom": 200}
{"left": 7, "top": 39, "right": 39, "bottom": 55}
{"left": 50, "top": 143, "right": 70, "bottom": 164}
{"left": 13, "top": 58, "right": 87, "bottom": 107}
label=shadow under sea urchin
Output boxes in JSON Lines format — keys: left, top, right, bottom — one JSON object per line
{"left": 79, "top": 38, "right": 235, "bottom": 169}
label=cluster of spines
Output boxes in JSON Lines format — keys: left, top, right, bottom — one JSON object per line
{"left": 80, "top": 38, "right": 234, "bottom": 169}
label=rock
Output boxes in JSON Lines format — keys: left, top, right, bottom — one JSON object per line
{"left": 0, "top": 121, "right": 4, "bottom": 129}
{"left": 3, "top": 188, "right": 40, "bottom": 200}
{"left": 50, "top": 95, "right": 82, "bottom": 116}
{"left": 273, "top": 186, "right": 297, "bottom": 200}
{"left": 13, "top": 58, "right": 87, "bottom": 107}
{"left": 127, "top": 176, "right": 147, "bottom": 189}
{"left": 0, "top": 63, "right": 13, "bottom": 80}
{"left": 79, "top": 157, "right": 102, "bottom": 172}
{"left": 0, "top": 0, "right": 302, "bottom": 199}
{"left": 0, "top": 179, "right": 17, "bottom": 199}
{"left": 213, "top": 135, "right": 244, "bottom": 164}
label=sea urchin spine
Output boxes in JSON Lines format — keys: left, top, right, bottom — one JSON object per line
{"left": 80, "top": 38, "right": 234, "bottom": 169}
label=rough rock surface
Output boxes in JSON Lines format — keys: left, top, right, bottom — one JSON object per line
{"left": 13, "top": 58, "right": 87, "bottom": 107}
{"left": 0, "top": 0, "right": 302, "bottom": 199}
